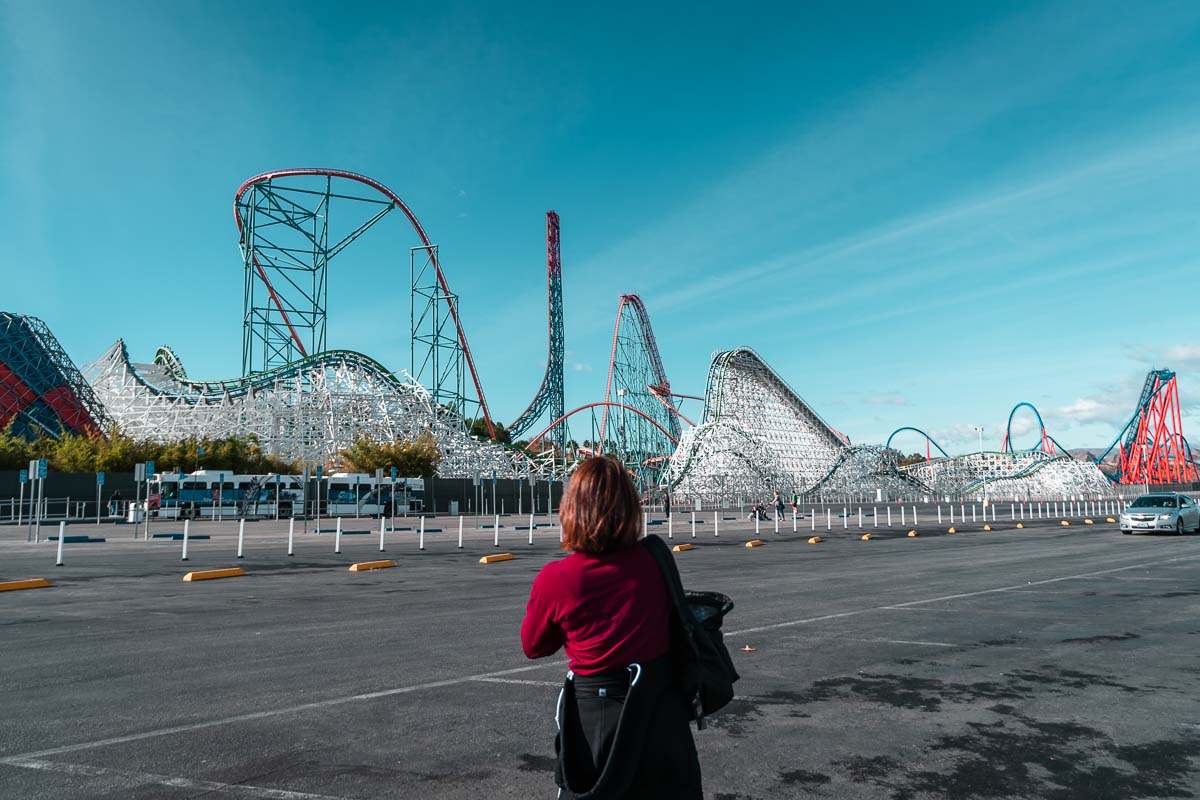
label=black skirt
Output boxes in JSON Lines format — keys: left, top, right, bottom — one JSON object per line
{"left": 555, "top": 654, "right": 702, "bottom": 800}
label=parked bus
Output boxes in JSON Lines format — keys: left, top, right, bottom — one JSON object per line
{"left": 148, "top": 471, "right": 424, "bottom": 518}
{"left": 323, "top": 473, "right": 424, "bottom": 516}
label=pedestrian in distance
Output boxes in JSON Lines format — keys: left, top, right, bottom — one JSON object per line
{"left": 108, "top": 489, "right": 123, "bottom": 517}
{"left": 772, "top": 490, "right": 785, "bottom": 521}
{"left": 521, "top": 456, "right": 703, "bottom": 799}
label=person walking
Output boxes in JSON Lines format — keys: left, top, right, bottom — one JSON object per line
{"left": 108, "top": 489, "right": 123, "bottom": 517}
{"left": 773, "top": 490, "right": 785, "bottom": 521}
{"left": 521, "top": 456, "right": 702, "bottom": 799}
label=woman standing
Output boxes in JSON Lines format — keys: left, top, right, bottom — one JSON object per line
{"left": 521, "top": 456, "right": 702, "bottom": 799}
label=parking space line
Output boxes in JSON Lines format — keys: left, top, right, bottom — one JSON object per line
{"left": 727, "top": 553, "right": 1200, "bottom": 637}
{"left": 0, "top": 660, "right": 566, "bottom": 763}
{"left": 1, "top": 757, "right": 349, "bottom": 799}
{"left": 470, "top": 677, "right": 562, "bottom": 687}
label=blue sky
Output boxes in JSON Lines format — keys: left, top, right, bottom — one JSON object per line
{"left": 3, "top": 0, "right": 1200, "bottom": 454}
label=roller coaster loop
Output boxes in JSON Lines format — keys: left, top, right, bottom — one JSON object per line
{"left": 1001, "top": 402, "right": 1056, "bottom": 454}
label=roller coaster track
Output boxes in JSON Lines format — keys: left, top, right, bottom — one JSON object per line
{"left": 114, "top": 340, "right": 409, "bottom": 401}
{"left": 234, "top": 168, "right": 496, "bottom": 440}
{"left": 506, "top": 212, "right": 564, "bottom": 445}
{"left": 1093, "top": 369, "right": 1198, "bottom": 484}
{"left": 599, "top": 294, "right": 680, "bottom": 444}
{"left": 884, "top": 427, "right": 950, "bottom": 460}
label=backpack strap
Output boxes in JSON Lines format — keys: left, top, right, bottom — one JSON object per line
{"left": 641, "top": 535, "right": 705, "bottom": 725}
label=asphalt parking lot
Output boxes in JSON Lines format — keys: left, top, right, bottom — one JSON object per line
{"left": 1, "top": 510, "right": 1198, "bottom": 799}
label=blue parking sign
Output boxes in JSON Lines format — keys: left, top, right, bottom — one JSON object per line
{"left": 390, "top": 466, "right": 398, "bottom": 480}
{"left": 19, "top": 469, "right": 28, "bottom": 484}
{"left": 37, "top": 459, "right": 47, "bottom": 479}
{"left": 145, "top": 460, "right": 155, "bottom": 479}
{"left": 98, "top": 471, "right": 105, "bottom": 485}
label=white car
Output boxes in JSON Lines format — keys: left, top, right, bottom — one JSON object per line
{"left": 1119, "top": 493, "right": 1200, "bottom": 535}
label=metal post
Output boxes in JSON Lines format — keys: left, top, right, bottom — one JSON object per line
{"left": 181, "top": 518, "right": 190, "bottom": 561}
{"left": 55, "top": 521, "right": 65, "bottom": 566}
{"left": 96, "top": 481, "right": 101, "bottom": 526}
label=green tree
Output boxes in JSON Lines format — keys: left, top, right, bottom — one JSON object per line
{"left": 340, "top": 434, "right": 441, "bottom": 476}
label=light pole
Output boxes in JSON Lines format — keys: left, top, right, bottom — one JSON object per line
{"left": 972, "top": 425, "right": 985, "bottom": 506}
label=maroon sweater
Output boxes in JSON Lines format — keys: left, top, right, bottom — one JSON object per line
{"left": 521, "top": 545, "right": 670, "bottom": 675}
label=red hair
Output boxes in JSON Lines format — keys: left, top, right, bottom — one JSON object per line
{"left": 560, "top": 456, "right": 642, "bottom": 554}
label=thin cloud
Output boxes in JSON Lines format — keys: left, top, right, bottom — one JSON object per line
{"left": 863, "top": 393, "right": 909, "bottom": 407}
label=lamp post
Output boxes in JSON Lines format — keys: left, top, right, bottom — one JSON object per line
{"left": 972, "top": 425, "right": 985, "bottom": 506}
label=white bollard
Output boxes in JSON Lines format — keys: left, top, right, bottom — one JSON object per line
{"left": 960, "top": 503, "right": 965, "bottom": 521}
{"left": 913, "top": 506, "right": 918, "bottom": 526}
{"left": 494, "top": 514, "right": 500, "bottom": 547}
{"left": 668, "top": 513, "right": 673, "bottom": 539}
{"left": 900, "top": 506, "right": 906, "bottom": 526}
{"left": 812, "top": 511, "right": 816, "bottom": 531}
{"left": 938, "top": 506, "right": 943, "bottom": 524}
{"left": 182, "top": 519, "right": 190, "bottom": 561}
{"left": 972, "top": 506, "right": 977, "bottom": 523}
{"left": 458, "top": 515, "right": 464, "bottom": 548}
{"left": 1011, "top": 504, "right": 1015, "bottom": 520}
{"left": 643, "top": 511, "right": 648, "bottom": 539}
{"left": 714, "top": 511, "right": 719, "bottom": 537}
{"left": 873, "top": 506, "right": 878, "bottom": 528}
{"left": 793, "top": 508, "right": 797, "bottom": 532}
{"left": 755, "top": 514, "right": 760, "bottom": 537}
{"left": 529, "top": 513, "right": 534, "bottom": 546}
{"left": 950, "top": 505, "right": 955, "bottom": 523}
{"left": 887, "top": 507, "right": 892, "bottom": 527}
{"left": 420, "top": 517, "right": 426, "bottom": 551}
{"left": 335, "top": 517, "right": 342, "bottom": 554}
{"left": 379, "top": 515, "right": 386, "bottom": 552}
{"left": 288, "top": 518, "right": 295, "bottom": 556}
{"left": 237, "top": 519, "right": 245, "bottom": 559}
{"left": 55, "top": 521, "right": 65, "bottom": 566}
{"left": 691, "top": 511, "right": 696, "bottom": 538}
{"left": 826, "top": 508, "right": 831, "bottom": 530}
{"left": 774, "top": 513, "right": 779, "bottom": 534}
{"left": 858, "top": 507, "right": 863, "bottom": 528}
{"left": 843, "top": 508, "right": 847, "bottom": 529}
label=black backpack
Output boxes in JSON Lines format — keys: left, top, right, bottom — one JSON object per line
{"left": 642, "top": 535, "right": 739, "bottom": 729}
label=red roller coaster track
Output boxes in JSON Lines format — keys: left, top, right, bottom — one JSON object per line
{"left": 528, "top": 401, "right": 681, "bottom": 451}
{"left": 599, "top": 294, "right": 679, "bottom": 443}
{"left": 234, "top": 169, "right": 496, "bottom": 439}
